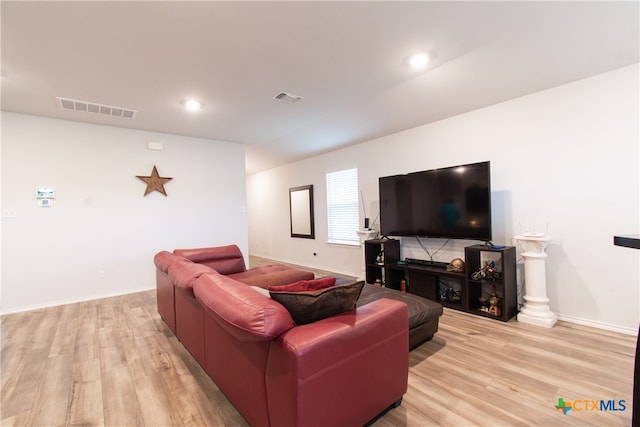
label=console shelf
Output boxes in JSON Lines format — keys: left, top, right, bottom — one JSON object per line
{"left": 364, "top": 239, "right": 400, "bottom": 286}
{"left": 364, "top": 240, "right": 517, "bottom": 322}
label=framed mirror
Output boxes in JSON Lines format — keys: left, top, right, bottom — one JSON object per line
{"left": 289, "top": 185, "right": 315, "bottom": 239}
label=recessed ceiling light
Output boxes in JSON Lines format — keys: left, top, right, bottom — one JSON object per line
{"left": 184, "top": 99, "right": 202, "bottom": 111}
{"left": 409, "top": 53, "right": 430, "bottom": 69}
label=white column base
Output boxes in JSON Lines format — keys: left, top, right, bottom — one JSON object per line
{"left": 517, "top": 310, "right": 558, "bottom": 328}
{"left": 517, "top": 296, "right": 558, "bottom": 328}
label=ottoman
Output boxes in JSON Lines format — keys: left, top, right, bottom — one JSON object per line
{"left": 357, "top": 285, "right": 443, "bottom": 349}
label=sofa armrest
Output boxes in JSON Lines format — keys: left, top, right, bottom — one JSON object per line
{"left": 265, "top": 298, "right": 408, "bottom": 427}
{"left": 174, "top": 244, "right": 246, "bottom": 275}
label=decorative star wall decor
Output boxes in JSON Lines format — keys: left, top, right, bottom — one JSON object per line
{"left": 136, "top": 165, "right": 173, "bottom": 196}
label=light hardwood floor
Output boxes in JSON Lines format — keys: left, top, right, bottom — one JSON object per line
{"left": 1, "top": 259, "right": 635, "bottom": 426}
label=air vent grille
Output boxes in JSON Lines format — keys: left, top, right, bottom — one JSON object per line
{"left": 273, "top": 91, "right": 303, "bottom": 104}
{"left": 56, "top": 97, "right": 137, "bottom": 119}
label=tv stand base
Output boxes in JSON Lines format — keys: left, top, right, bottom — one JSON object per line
{"left": 405, "top": 258, "right": 449, "bottom": 269}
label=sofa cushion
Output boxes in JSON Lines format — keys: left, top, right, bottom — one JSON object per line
{"left": 268, "top": 277, "right": 336, "bottom": 293}
{"left": 174, "top": 245, "right": 246, "bottom": 275}
{"left": 194, "top": 273, "right": 295, "bottom": 342}
{"left": 269, "top": 281, "right": 365, "bottom": 325}
{"left": 230, "top": 265, "right": 315, "bottom": 288}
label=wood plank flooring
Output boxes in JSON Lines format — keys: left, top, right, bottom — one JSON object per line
{"left": 1, "top": 259, "right": 636, "bottom": 426}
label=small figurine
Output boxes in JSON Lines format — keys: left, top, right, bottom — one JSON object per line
{"left": 439, "top": 284, "right": 461, "bottom": 302}
{"left": 447, "top": 288, "right": 461, "bottom": 302}
{"left": 483, "top": 261, "right": 499, "bottom": 280}
{"left": 471, "top": 260, "right": 501, "bottom": 281}
{"left": 446, "top": 258, "right": 465, "bottom": 273}
{"left": 488, "top": 286, "right": 501, "bottom": 316}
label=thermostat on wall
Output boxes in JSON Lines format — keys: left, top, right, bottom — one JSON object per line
{"left": 36, "top": 188, "right": 55, "bottom": 199}
{"left": 36, "top": 187, "right": 55, "bottom": 207}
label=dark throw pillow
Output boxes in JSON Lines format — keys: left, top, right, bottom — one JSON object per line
{"left": 268, "top": 276, "right": 336, "bottom": 293}
{"left": 269, "top": 281, "right": 365, "bottom": 325}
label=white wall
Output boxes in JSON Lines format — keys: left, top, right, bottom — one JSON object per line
{"left": 1, "top": 113, "right": 248, "bottom": 313}
{"left": 247, "top": 64, "right": 640, "bottom": 334}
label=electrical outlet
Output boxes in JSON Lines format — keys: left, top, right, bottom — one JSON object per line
{"left": 3, "top": 209, "right": 17, "bottom": 218}
{"left": 97, "top": 270, "right": 105, "bottom": 279}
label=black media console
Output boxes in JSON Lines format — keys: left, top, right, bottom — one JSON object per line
{"left": 364, "top": 239, "right": 517, "bottom": 322}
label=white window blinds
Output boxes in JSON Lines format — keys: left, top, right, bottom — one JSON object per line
{"left": 326, "top": 168, "right": 359, "bottom": 245}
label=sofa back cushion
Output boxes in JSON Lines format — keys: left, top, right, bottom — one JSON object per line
{"left": 168, "top": 259, "right": 217, "bottom": 290}
{"left": 174, "top": 245, "right": 246, "bottom": 275}
{"left": 194, "top": 273, "right": 295, "bottom": 342}
{"left": 154, "top": 250, "right": 183, "bottom": 273}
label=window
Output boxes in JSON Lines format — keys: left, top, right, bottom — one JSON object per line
{"left": 326, "top": 168, "right": 359, "bottom": 245}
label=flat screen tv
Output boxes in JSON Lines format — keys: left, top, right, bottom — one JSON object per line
{"left": 379, "top": 161, "right": 492, "bottom": 241}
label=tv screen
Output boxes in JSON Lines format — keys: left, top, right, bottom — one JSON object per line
{"left": 379, "top": 161, "right": 492, "bottom": 241}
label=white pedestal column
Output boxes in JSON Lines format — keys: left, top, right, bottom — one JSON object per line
{"left": 515, "top": 235, "right": 557, "bottom": 328}
{"left": 356, "top": 229, "right": 378, "bottom": 282}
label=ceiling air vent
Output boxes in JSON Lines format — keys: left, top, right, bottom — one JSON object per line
{"left": 56, "top": 97, "right": 137, "bottom": 119}
{"left": 273, "top": 91, "right": 303, "bottom": 104}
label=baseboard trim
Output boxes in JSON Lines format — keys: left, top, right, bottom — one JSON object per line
{"left": 0, "top": 285, "right": 155, "bottom": 316}
{"left": 557, "top": 313, "right": 637, "bottom": 336}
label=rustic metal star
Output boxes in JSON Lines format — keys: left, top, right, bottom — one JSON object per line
{"left": 136, "top": 165, "right": 173, "bottom": 196}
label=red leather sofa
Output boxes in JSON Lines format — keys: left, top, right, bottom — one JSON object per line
{"left": 154, "top": 245, "right": 409, "bottom": 426}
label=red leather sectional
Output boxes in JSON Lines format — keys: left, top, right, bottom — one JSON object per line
{"left": 154, "top": 245, "right": 409, "bottom": 426}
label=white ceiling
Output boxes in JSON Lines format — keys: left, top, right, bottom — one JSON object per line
{"left": 2, "top": 1, "right": 638, "bottom": 174}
